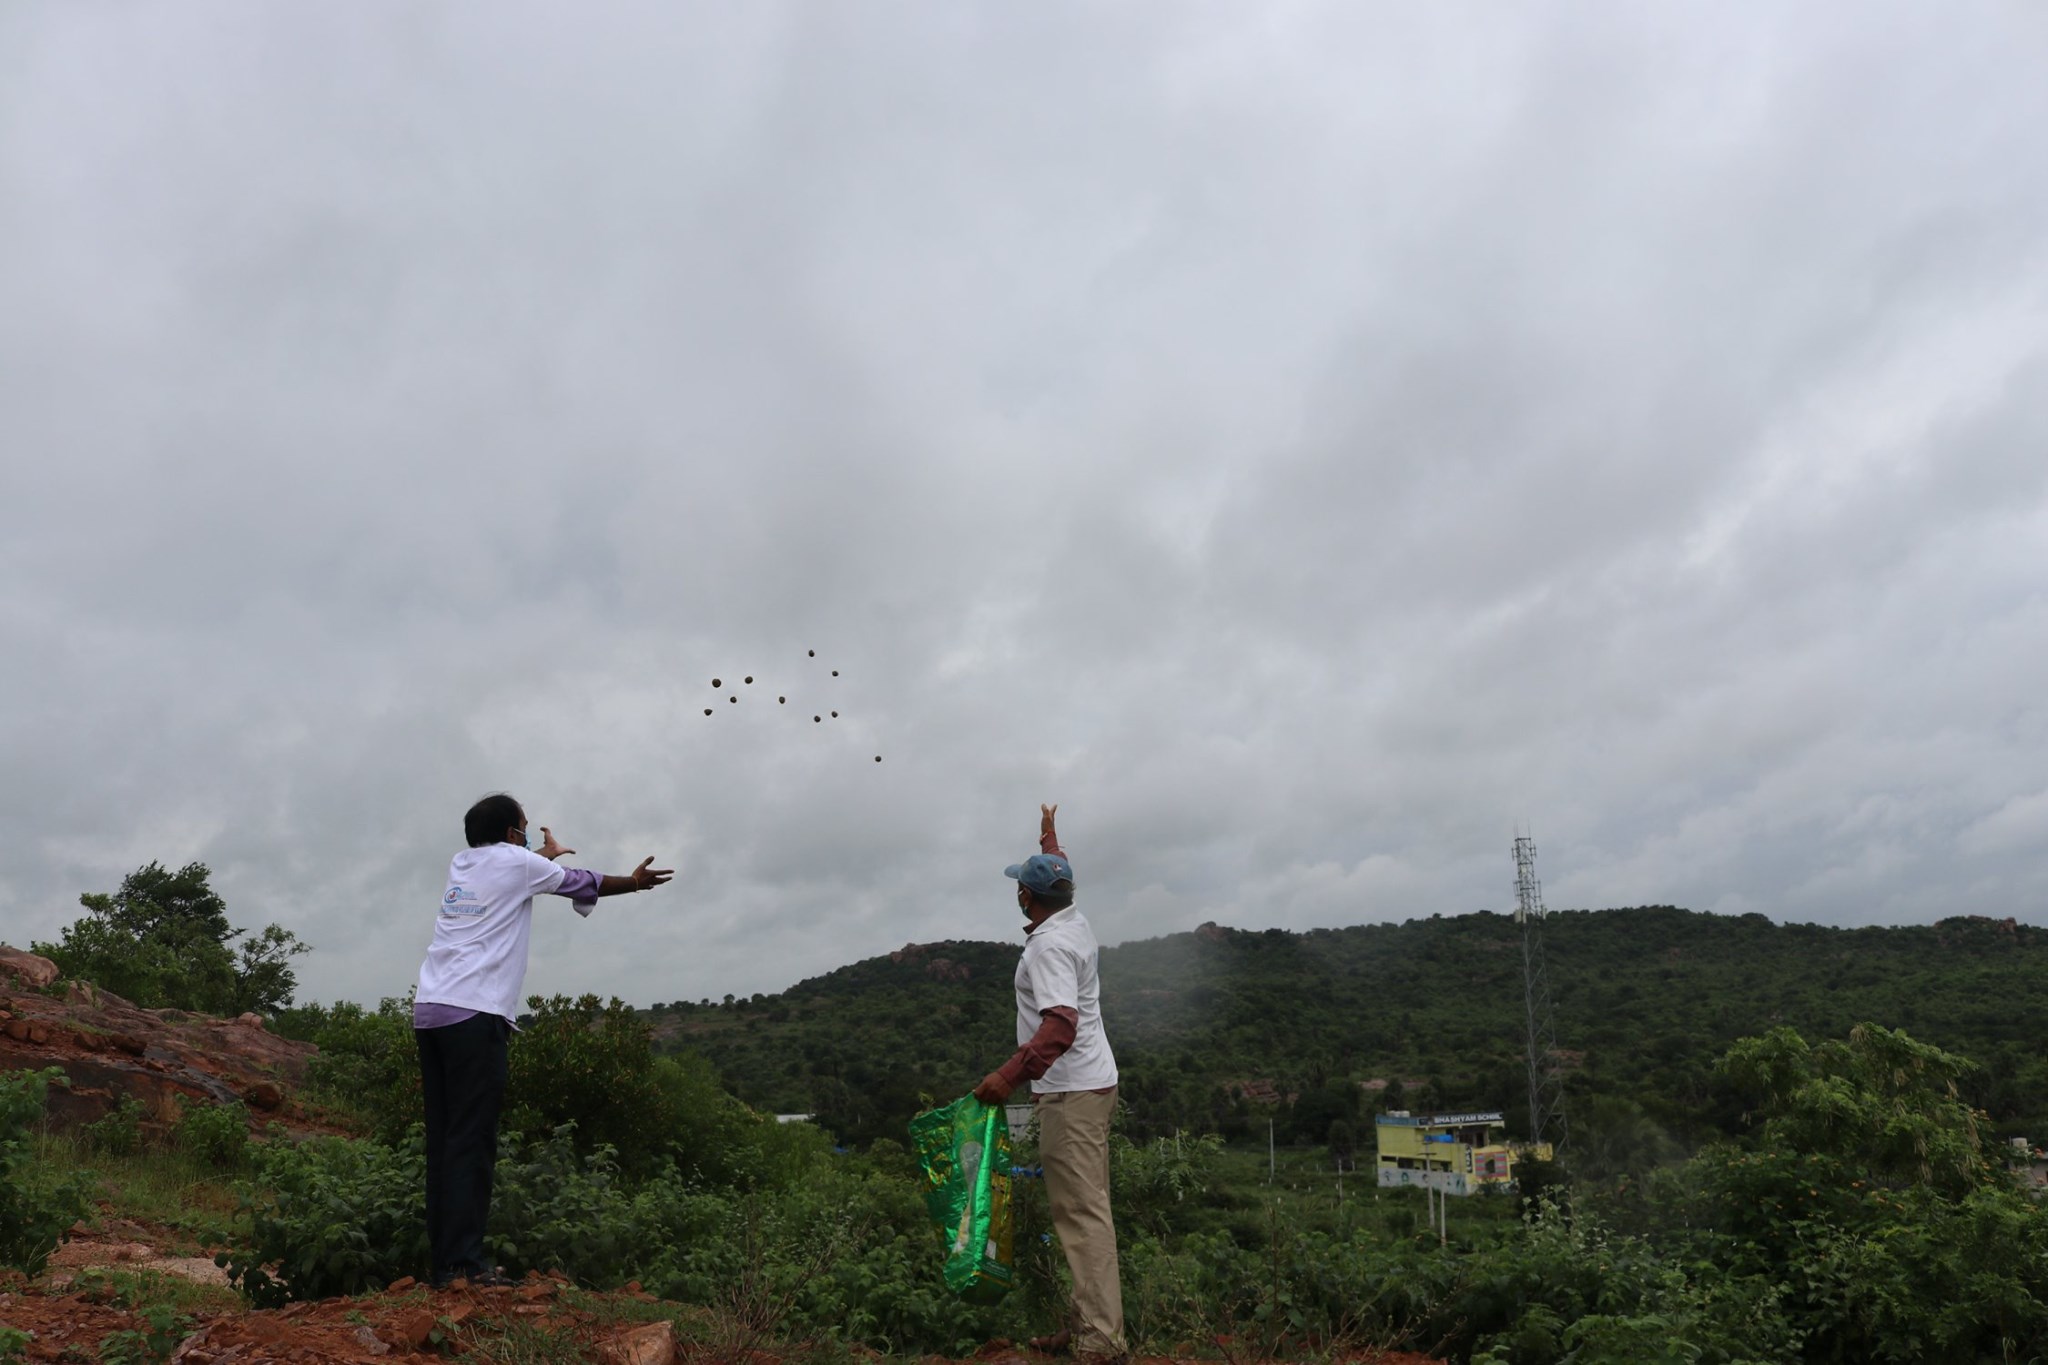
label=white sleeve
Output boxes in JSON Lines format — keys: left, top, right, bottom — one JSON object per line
{"left": 523, "top": 849, "right": 568, "bottom": 897}
{"left": 1026, "top": 944, "right": 1082, "bottom": 1013}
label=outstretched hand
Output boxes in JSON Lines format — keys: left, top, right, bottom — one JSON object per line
{"left": 1040, "top": 803, "right": 1057, "bottom": 838}
{"left": 631, "top": 857, "right": 673, "bottom": 891}
{"left": 536, "top": 827, "right": 575, "bottom": 861}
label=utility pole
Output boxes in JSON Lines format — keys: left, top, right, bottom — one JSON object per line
{"left": 1515, "top": 834, "right": 1569, "bottom": 1156}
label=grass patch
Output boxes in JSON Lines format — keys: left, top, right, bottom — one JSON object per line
{"left": 30, "top": 1130, "right": 243, "bottom": 1252}
{"left": 72, "top": 1267, "right": 241, "bottom": 1317}
{"left": 1210, "top": 1141, "right": 1520, "bottom": 1243}
{"left": 450, "top": 1314, "right": 590, "bottom": 1365}
{"left": 553, "top": 1285, "right": 696, "bottom": 1329}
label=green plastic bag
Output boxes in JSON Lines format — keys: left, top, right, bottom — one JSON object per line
{"left": 909, "top": 1094, "right": 1016, "bottom": 1303}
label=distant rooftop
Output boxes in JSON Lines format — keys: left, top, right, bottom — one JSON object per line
{"left": 1376, "top": 1110, "right": 1505, "bottom": 1127}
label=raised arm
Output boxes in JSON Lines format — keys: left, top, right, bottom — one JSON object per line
{"left": 544, "top": 854, "right": 673, "bottom": 910}
{"left": 597, "top": 857, "right": 672, "bottom": 896}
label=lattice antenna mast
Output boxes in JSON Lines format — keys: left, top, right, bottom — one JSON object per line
{"left": 1515, "top": 834, "right": 1569, "bottom": 1153}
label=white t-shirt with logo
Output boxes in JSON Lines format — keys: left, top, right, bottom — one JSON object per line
{"left": 1015, "top": 906, "right": 1118, "bottom": 1093}
{"left": 417, "top": 843, "right": 587, "bottom": 1021}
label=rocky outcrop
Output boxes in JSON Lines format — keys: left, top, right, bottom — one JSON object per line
{"left": 0, "top": 943, "right": 318, "bottom": 1135}
{"left": 888, "top": 943, "right": 974, "bottom": 982}
{"left": 0, "top": 944, "right": 60, "bottom": 990}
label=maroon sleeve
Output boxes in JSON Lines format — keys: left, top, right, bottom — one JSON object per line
{"left": 996, "top": 1006, "right": 1079, "bottom": 1089}
{"left": 1042, "top": 831, "right": 1066, "bottom": 859}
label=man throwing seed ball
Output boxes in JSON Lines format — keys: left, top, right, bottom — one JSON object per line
{"left": 974, "top": 804, "right": 1124, "bottom": 1362}
{"left": 413, "top": 793, "right": 673, "bottom": 1288}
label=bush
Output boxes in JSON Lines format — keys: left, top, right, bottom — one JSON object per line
{"left": 175, "top": 1099, "right": 249, "bottom": 1171}
{"left": 486, "top": 1126, "right": 645, "bottom": 1288}
{"left": 1111, "top": 1129, "right": 1225, "bottom": 1238}
{"left": 96, "top": 1304, "right": 190, "bottom": 1365}
{"left": 0, "top": 1068, "right": 91, "bottom": 1275}
{"left": 506, "top": 994, "right": 679, "bottom": 1176}
{"left": 83, "top": 1093, "right": 147, "bottom": 1157}
{"left": 275, "top": 998, "right": 420, "bottom": 1142}
{"left": 220, "top": 1133, "right": 428, "bottom": 1305}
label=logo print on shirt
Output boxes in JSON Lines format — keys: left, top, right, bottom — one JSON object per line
{"left": 441, "top": 886, "right": 483, "bottom": 916}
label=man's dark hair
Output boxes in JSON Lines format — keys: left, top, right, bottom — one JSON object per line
{"left": 1030, "top": 881, "right": 1076, "bottom": 912}
{"left": 465, "top": 793, "right": 524, "bottom": 848}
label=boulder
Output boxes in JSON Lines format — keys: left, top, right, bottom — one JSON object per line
{"left": 0, "top": 946, "right": 59, "bottom": 990}
{"left": 601, "top": 1321, "right": 674, "bottom": 1365}
{"left": 382, "top": 1309, "right": 439, "bottom": 1351}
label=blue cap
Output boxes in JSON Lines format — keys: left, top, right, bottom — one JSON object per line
{"left": 1004, "top": 852, "right": 1074, "bottom": 895}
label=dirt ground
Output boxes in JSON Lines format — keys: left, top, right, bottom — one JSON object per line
{"left": 3, "top": 1222, "right": 1440, "bottom": 1365}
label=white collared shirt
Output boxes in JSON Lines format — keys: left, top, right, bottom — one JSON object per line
{"left": 1015, "top": 906, "right": 1118, "bottom": 1093}
{"left": 416, "top": 843, "right": 570, "bottom": 1020}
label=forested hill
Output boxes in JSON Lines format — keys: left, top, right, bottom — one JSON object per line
{"left": 647, "top": 906, "right": 2048, "bottom": 1148}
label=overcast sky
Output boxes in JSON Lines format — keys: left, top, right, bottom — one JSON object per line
{"left": 4, "top": 3, "right": 2045, "bottom": 1011}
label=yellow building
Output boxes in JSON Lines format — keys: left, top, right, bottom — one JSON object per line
{"left": 1375, "top": 1109, "right": 1516, "bottom": 1196}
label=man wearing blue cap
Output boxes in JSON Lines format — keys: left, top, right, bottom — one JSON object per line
{"left": 975, "top": 804, "right": 1124, "bottom": 1363}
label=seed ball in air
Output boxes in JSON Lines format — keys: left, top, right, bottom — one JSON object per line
{"left": 779, "top": 696, "right": 786, "bottom": 704}
{"left": 874, "top": 755, "right": 882, "bottom": 763}
{"left": 831, "top": 670, "right": 839, "bottom": 676}
{"left": 703, "top": 708, "right": 712, "bottom": 716}
{"left": 712, "top": 678, "right": 721, "bottom": 688}
{"left": 831, "top": 711, "right": 838, "bottom": 718}
{"left": 808, "top": 649, "right": 815, "bottom": 657}
{"left": 814, "top": 715, "right": 821, "bottom": 723}
{"left": 744, "top": 676, "right": 753, "bottom": 684}
{"left": 730, "top": 696, "right": 737, "bottom": 703}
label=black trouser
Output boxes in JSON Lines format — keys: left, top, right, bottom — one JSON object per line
{"left": 415, "top": 1013, "right": 508, "bottom": 1283}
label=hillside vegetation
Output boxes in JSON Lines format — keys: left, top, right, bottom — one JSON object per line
{"left": 20, "top": 876, "right": 2048, "bottom": 1362}
{"left": 655, "top": 905, "right": 2048, "bottom": 1148}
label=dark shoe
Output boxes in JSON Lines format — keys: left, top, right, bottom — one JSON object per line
{"left": 437, "top": 1266, "right": 515, "bottom": 1289}
{"left": 1028, "top": 1330, "right": 1072, "bottom": 1355}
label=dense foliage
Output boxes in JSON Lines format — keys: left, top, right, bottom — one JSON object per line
{"left": 33, "top": 861, "right": 308, "bottom": 1014}
{"left": 654, "top": 907, "right": 2048, "bottom": 1151}
{"left": 210, "top": 1008, "right": 2048, "bottom": 1360}
{"left": 0, "top": 1068, "right": 92, "bottom": 1275}
{"left": 24, "top": 896, "right": 2048, "bottom": 1359}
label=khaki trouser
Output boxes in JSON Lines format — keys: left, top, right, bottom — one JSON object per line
{"left": 1038, "top": 1087, "right": 1124, "bottom": 1358}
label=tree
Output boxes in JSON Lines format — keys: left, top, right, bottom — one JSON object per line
{"left": 34, "top": 861, "right": 308, "bottom": 1014}
{"left": 1717, "top": 1021, "right": 1992, "bottom": 1196}
{"left": 1674, "top": 1025, "right": 2048, "bottom": 1360}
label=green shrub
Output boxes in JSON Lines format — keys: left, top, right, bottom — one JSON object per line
{"left": 175, "top": 1099, "right": 249, "bottom": 1171}
{"left": 0, "top": 1067, "right": 91, "bottom": 1275}
{"left": 486, "top": 1126, "right": 644, "bottom": 1288}
{"left": 1111, "top": 1129, "right": 1225, "bottom": 1238}
{"left": 96, "top": 1304, "right": 189, "bottom": 1365}
{"left": 84, "top": 1093, "right": 148, "bottom": 1157}
{"left": 219, "top": 1133, "right": 428, "bottom": 1305}
{"left": 506, "top": 994, "right": 679, "bottom": 1176}
{"left": 276, "top": 997, "right": 420, "bottom": 1142}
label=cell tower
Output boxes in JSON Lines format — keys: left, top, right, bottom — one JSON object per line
{"left": 1514, "top": 833, "right": 1569, "bottom": 1154}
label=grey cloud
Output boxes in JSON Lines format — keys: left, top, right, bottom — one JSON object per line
{"left": 4, "top": 1, "right": 2045, "bottom": 1008}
